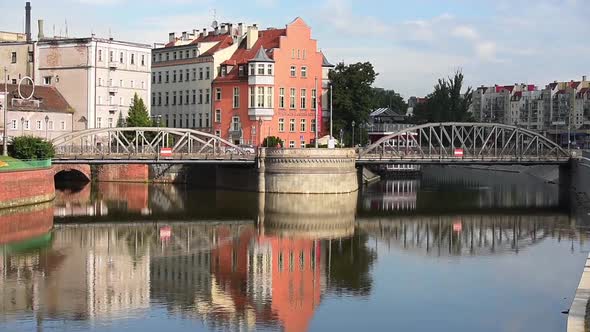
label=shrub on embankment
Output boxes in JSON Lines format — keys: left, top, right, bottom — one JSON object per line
{"left": 10, "top": 136, "right": 55, "bottom": 160}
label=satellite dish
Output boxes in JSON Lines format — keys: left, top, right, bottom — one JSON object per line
{"left": 211, "top": 20, "right": 218, "bottom": 29}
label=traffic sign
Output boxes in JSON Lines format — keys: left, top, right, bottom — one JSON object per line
{"left": 160, "top": 147, "right": 172, "bottom": 157}
{"left": 454, "top": 148, "right": 464, "bottom": 157}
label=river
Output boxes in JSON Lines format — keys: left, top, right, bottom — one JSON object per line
{"left": 1, "top": 166, "right": 589, "bottom": 332}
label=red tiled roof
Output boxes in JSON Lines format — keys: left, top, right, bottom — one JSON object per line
{"left": 571, "top": 81, "right": 581, "bottom": 89}
{"left": 214, "top": 28, "right": 287, "bottom": 82}
{"left": 496, "top": 85, "right": 514, "bottom": 93}
{"left": 6, "top": 84, "right": 73, "bottom": 113}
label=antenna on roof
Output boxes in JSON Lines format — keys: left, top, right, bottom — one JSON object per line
{"left": 211, "top": 9, "right": 218, "bottom": 29}
{"left": 65, "top": 19, "right": 68, "bottom": 37}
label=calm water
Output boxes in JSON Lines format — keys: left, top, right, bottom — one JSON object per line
{"left": 2, "top": 166, "right": 590, "bottom": 332}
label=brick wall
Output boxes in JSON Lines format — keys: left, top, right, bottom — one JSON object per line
{"left": 95, "top": 164, "right": 149, "bottom": 182}
{"left": 0, "top": 168, "right": 55, "bottom": 209}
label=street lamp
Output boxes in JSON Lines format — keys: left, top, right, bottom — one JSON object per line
{"left": 329, "top": 82, "right": 333, "bottom": 143}
{"left": 44, "top": 115, "right": 49, "bottom": 140}
{"left": 2, "top": 66, "right": 7, "bottom": 156}
{"left": 351, "top": 120, "right": 356, "bottom": 147}
{"left": 314, "top": 77, "right": 319, "bottom": 148}
{"left": 20, "top": 117, "right": 24, "bottom": 135}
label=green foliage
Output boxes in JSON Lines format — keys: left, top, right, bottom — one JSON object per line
{"left": 330, "top": 62, "right": 377, "bottom": 146}
{"left": 262, "top": 136, "right": 284, "bottom": 148}
{"left": 126, "top": 93, "right": 151, "bottom": 127}
{"left": 11, "top": 136, "right": 55, "bottom": 160}
{"left": 372, "top": 88, "right": 407, "bottom": 114}
{"left": 116, "top": 111, "right": 126, "bottom": 127}
{"left": 412, "top": 70, "right": 474, "bottom": 123}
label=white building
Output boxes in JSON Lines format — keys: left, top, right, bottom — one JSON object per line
{"left": 151, "top": 23, "right": 244, "bottom": 130}
{"left": 37, "top": 37, "right": 151, "bottom": 130}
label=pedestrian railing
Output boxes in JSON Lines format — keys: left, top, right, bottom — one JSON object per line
{"left": 0, "top": 158, "right": 52, "bottom": 172}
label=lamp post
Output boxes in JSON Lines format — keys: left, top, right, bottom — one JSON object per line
{"left": 329, "top": 82, "right": 333, "bottom": 142}
{"left": 314, "top": 77, "right": 319, "bottom": 148}
{"left": 44, "top": 115, "right": 49, "bottom": 140}
{"left": 2, "top": 66, "right": 7, "bottom": 156}
{"left": 20, "top": 117, "right": 24, "bottom": 136}
{"left": 351, "top": 120, "right": 356, "bottom": 147}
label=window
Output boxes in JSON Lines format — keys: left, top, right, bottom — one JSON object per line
{"left": 131, "top": 54, "right": 135, "bottom": 65}
{"left": 249, "top": 87, "right": 255, "bottom": 108}
{"left": 152, "top": 93, "right": 156, "bottom": 105}
{"left": 267, "top": 64, "right": 273, "bottom": 75}
{"left": 199, "top": 89, "right": 203, "bottom": 104}
{"left": 185, "top": 114, "right": 189, "bottom": 127}
{"left": 192, "top": 68, "right": 196, "bottom": 80}
{"left": 48, "top": 121, "right": 54, "bottom": 130}
{"left": 173, "top": 114, "right": 176, "bottom": 127}
{"left": 199, "top": 113, "right": 203, "bottom": 127}
{"left": 300, "top": 119, "right": 306, "bottom": 132}
{"left": 165, "top": 71, "right": 169, "bottom": 83}
{"left": 173, "top": 91, "right": 177, "bottom": 105}
{"left": 297, "top": 49, "right": 300, "bottom": 59}
{"left": 10, "top": 119, "right": 17, "bottom": 130}
{"left": 43, "top": 76, "right": 52, "bottom": 85}
{"left": 267, "top": 87, "right": 273, "bottom": 108}
{"left": 206, "top": 67, "right": 210, "bottom": 79}
{"left": 257, "top": 64, "right": 265, "bottom": 75}
{"left": 119, "top": 79, "right": 123, "bottom": 87}
{"left": 300, "top": 89, "right": 307, "bottom": 109}
{"left": 215, "top": 88, "right": 221, "bottom": 101}
{"left": 278, "top": 118, "right": 285, "bottom": 132}
{"left": 173, "top": 51, "right": 177, "bottom": 60}
{"left": 60, "top": 121, "right": 66, "bottom": 130}
{"left": 192, "top": 114, "right": 196, "bottom": 127}
{"left": 233, "top": 87, "right": 240, "bottom": 108}
{"left": 108, "top": 118, "right": 113, "bottom": 128}
{"left": 141, "top": 81, "right": 145, "bottom": 89}
{"left": 257, "top": 87, "right": 265, "bottom": 108}
{"left": 185, "top": 50, "right": 189, "bottom": 58}
{"left": 205, "top": 89, "right": 210, "bottom": 104}
{"left": 151, "top": 73, "right": 156, "bottom": 84}
{"left": 185, "top": 69, "right": 189, "bottom": 81}
{"left": 178, "top": 70, "right": 183, "bottom": 82}
{"left": 165, "top": 92, "right": 169, "bottom": 105}
{"left": 158, "top": 72, "right": 162, "bottom": 83}
{"left": 165, "top": 114, "right": 169, "bottom": 127}
{"left": 179, "top": 91, "right": 183, "bottom": 105}
{"left": 109, "top": 51, "right": 114, "bottom": 62}
{"left": 290, "top": 66, "right": 296, "bottom": 77}
{"left": 289, "top": 119, "right": 295, "bottom": 132}
{"left": 192, "top": 90, "right": 196, "bottom": 104}
{"left": 130, "top": 80, "right": 134, "bottom": 88}
{"left": 141, "top": 55, "right": 145, "bottom": 66}
{"left": 158, "top": 92, "right": 162, "bottom": 106}
{"left": 97, "top": 117, "right": 102, "bottom": 128}
{"left": 303, "top": 49, "right": 306, "bottom": 59}
{"left": 238, "top": 66, "right": 245, "bottom": 77}
{"left": 249, "top": 64, "right": 255, "bottom": 76}
{"left": 311, "top": 89, "right": 317, "bottom": 109}
{"left": 185, "top": 90, "right": 189, "bottom": 104}
{"left": 279, "top": 88, "right": 285, "bottom": 108}
{"left": 301, "top": 66, "right": 307, "bottom": 78}
{"left": 301, "top": 140, "right": 306, "bottom": 148}
{"left": 158, "top": 53, "right": 162, "bottom": 62}
{"left": 291, "top": 49, "right": 295, "bottom": 59}
{"left": 215, "top": 130, "right": 221, "bottom": 137}
{"left": 192, "top": 49, "right": 197, "bottom": 57}
{"left": 289, "top": 140, "right": 295, "bottom": 148}
{"left": 199, "top": 68, "right": 203, "bottom": 80}
{"left": 231, "top": 116, "right": 240, "bottom": 131}
{"left": 311, "top": 119, "right": 316, "bottom": 133}
{"left": 98, "top": 78, "right": 103, "bottom": 86}
{"left": 28, "top": 51, "right": 33, "bottom": 63}
{"left": 173, "top": 70, "right": 177, "bottom": 82}
{"left": 289, "top": 88, "right": 296, "bottom": 109}
{"left": 166, "top": 53, "right": 169, "bottom": 61}
{"left": 11, "top": 52, "right": 16, "bottom": 63}
{"left": 120, "top": 52, "right": 124, "bottom": 63}
{"left": 98, "top": 50, "right": 102, "bottom": 61}
{"left": 36, "top": 120, "right": 42, "bottom": 130}
{"left": 215, "top": 109, "right": 221, "bottom": 123}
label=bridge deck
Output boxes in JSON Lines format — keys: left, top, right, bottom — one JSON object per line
{"left": 53, "top": 154, "right": 256, "bottom": 165}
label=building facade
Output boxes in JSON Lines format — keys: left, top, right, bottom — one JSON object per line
{"left": 1, "top": 84, "right": 73, "bottom": 141}
{"left": 212, "top": 18, "right": 328, "bottom": 147}
{"left": 151, "top": 24, "right": 242, "bottom": 130}
{"left": 36, "top": 37, "right": 151, "bottom": 130}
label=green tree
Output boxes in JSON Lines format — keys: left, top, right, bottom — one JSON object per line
{"left": 330, "top": 62, "right": 377, "bottom": 145}
{"left": 126, "top": 93, "right": 151, "bottom": 127}
{"left": 372, "top": 88, "right": 407, "bottom": 114}
{"left": 116, "top": 111, "right": 126, "bottom": 127}
{"left": 11, "top": 136, "right": 55, "bottom": 159}
{"left": 413, "top": 70, "right": 473, "bottom": 123}
{"left": 262, "top": 136, "right": 284, "bottom": 148}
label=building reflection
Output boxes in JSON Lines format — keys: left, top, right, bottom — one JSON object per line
{"left": 363, "top": 179, "right": 418, "bottom": 212}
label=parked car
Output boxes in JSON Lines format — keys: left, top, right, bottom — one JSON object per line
{"left": 226, "top": 144, "right": 256, "bottom": 154}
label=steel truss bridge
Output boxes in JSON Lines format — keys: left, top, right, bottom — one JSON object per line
{"left": 51, "top": 127, "right": 255, "bottom": 164}
{"left": 358, "top": 122, "right": 570, "bottom": 165}
{"left": 51, "top": 123, "right": 571, "bottom": 165}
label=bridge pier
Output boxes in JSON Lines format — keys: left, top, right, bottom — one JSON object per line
{"left": 94, "top": 164, "right": 149, "bottom": 183}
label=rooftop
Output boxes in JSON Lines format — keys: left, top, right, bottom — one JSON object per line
{"left": 5, "top": 84, "right": 73, "bottom": 113}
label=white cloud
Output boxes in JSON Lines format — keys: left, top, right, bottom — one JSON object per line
{"left": 452, "top": 25, "right": 479, "bottom": 40}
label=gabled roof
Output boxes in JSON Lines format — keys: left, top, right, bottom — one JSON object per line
{"left": 6, "top": 84, "right": 73, "bottom": 113}
{"left": 249, "top": 47, "right": 274, "bottom": 63}
{"left": 199, "top": 35, "right": 234, "bottom": 57}
{"left": 321, "top": 52, "right": 334, "bottom": 67}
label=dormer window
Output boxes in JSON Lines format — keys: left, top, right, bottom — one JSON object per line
{"left": 221, "top": 66, "right": 227, "bottom": 77}
{"left": 238, "top": 65, "right": 245, "bottom": 77}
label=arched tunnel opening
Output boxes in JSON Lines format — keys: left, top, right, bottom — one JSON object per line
{"left": 54, "top": 170, "right": 91, "bottom": 192}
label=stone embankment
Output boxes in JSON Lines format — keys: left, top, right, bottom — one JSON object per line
{"left": 0, "top": 167, "right": 55, "bottom": 209}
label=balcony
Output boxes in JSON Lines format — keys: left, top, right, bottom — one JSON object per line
{"left": 248, "top": 107, "right": 274, "bottom": 120}
{"left": 248, "top": 75, "right": 274, "bottom": 85}
{"left": 108, "top": 86, "right": 118, "bottom": 94}
{"left": 108, "top": 62, "right": 119, "bottom": 70}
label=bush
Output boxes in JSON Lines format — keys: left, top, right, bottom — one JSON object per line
{"left": 11, "top": 136, "right": 55, "bottom": 160}
{"left": 262, "top": 136, "right": 284, "bottom": 148}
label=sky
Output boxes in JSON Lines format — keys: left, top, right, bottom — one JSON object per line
{"left": 1, "top": 0, "right": 589, "bottom": 98}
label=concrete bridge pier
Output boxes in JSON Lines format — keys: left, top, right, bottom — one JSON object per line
{"left": 559, "top": 162, "right": 573, "bottom": 210}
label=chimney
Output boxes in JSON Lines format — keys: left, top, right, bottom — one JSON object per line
{"left": 214, "top": 26, "right": 219, "bottom": 35}
{"left": 25, "top": 2, "right": 32, "bottom": 42}
{"left": 246, "top": 25, "right": 259, "bottom": 50}
{"left": 238, "top": 23, "right": 244, "bottom": 36}
{"left": 583, "top": 75, "right": 587, "bottom": 82}
{"left": 227, "top": 23, "right": 233, "bottom": 36}
{"left": 220, "top": 23, "right": 226, "bottom": 34}
{"left": 202, "top": 28, "right": 207, "bottom": 36}
{"left": 168, "top": 32, "right": 176, "bottom": 43}
{"left": 182, "top": 31, "right": 188, "bottom": 40}
{"left": 38, "top": 19, "right": 44, "bottom": 40}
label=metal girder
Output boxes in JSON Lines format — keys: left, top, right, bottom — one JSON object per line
{"left": 359, "top": 122, "right": 570, "bottom": 161}
{"left": 52, "top": 127, "right": 249, "bottom": 157}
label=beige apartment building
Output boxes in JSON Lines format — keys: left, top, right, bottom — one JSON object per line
{"left": 36, "top": 37, "right": 151, "bottom": 130}
{"left": 0, "top": 37, "right": 36, "bottom": 84}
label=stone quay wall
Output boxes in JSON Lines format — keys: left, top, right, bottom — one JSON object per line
{"left": 0, "top": 168, "right": 55, "bottom": 209}
{"left": 258, "top": 148, "right": 359, "bottom": 194}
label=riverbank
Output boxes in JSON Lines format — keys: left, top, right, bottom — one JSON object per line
{"left": 568, "top": 253, "right": 590, "bottom": 332}
{"left": 0, "top": 158, "right": 55, "bottom": 209}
